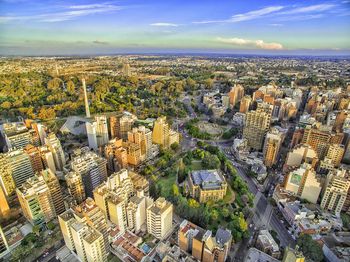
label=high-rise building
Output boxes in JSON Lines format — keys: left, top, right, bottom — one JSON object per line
{"left": 95, "top": 116, "right": 109, "bottom": 147}
{"left": 239, "top": 95, "right": 252, "bottom": 113}
{"left": 104, "top": 139, "right": 128, "bottom": 171}
{"left": 58, "top": 199, "right": 108, "bottom": 262}
{"left": 284, "top": 163, "right": 321, "bottom": 204}
{"left": 0, "top": 186, "right": 10, "bottom": 218}
{"left": 263, "top": 128, "right": 284, "bottom": 168}
{"left": 302, "top": 123, "right": 344, "bottom": 159}
{"left": 0, "top": 150, "right": 34, "bottom": 192}
{"left": 321, "top": 170, "right": 350, "bottom": 215}
{"left": 126, "top": 193, "right": 149, "bottom": 232}
{"left": 66, "top": 171, "right": 86, "bottom": 205}
{"left": 110, "top": 112, "right": 137, "bottom": 140}
{"left": 38, "top": 169, "right": 65, "bottom": 215}
{"left": 178, "top": 220, "right": 232, "bottom": 262}
{"left": 146, "top": 197, "right": 173, "bottom": 239}
{"left": 152, "top": 116, "right": 169, "bottom": 148}
{"left": 86, "top": 121, "right": 98, "bottom": 151}
{"left": 1, "top": 122, "right": 32, "bottom": 150}
{"left": 24, "top": 144, "right": 44, "bottom": 173}
{"left": 71, "top": 148, "right": 107, "bottom": 198}
{"left": 243, "top": 107, "right": 271, "bottom": 151}
{"left": 39, "top": 146, "right": 56, "bottom": 173}
{"left": 122, "top": 141, "right": 142, "bottom": 166}
{"left": 325, "top": 144, "right": 344, "bottom": 168}
{"left": 45, "top": 133, "right": 66, "bottom": 171}
{"left": 228, "top": 84, "right": 244, "bottom": 106}
{"left": 284, "top": 144, "right": 318, "bottom": 172}
{"left": 128, "top": 126, "right": 152, "bottom": 158}
{"left": 16, "top": 176, "right": 56, "bottom": 225}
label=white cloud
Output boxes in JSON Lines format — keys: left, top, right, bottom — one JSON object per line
{"left": 150, "top": 22, "right": 179, "bottom": 27}
{"left": 217, "top": 37, "right": 283, "bottom": 50}
{"left": 279, "top": 4, "right": 335, "bottom": 15}
{"left": 230, "top": 6, "right": 284, "bottom": 22}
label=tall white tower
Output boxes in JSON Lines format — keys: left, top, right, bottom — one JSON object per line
{"left": 82, "top": 78, "right": 90, "bottom": 118}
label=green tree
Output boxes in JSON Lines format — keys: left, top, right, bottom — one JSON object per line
{"left": 297, "top": 234, "right": 324, "bottom": 262}
{"left": 172, "top": 184, "right": 179, "bottom": 197}
{"left": 170, "top": 142, "right": 179, "bottom": 151}
{"left": 0, "top": 101, "right": 11, "bottom": 109}
{"left": 66, "top": 80, "right": 75, "bottom": 95}
{"left": 32, "top": 225, "right": 40, "bottom": 236}
{"left": 202, "top": 153, "right": 221, "bottom": 169}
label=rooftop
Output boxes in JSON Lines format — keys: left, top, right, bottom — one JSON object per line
{"left": 191, "top": 170, "right": 225, "bottom": 190}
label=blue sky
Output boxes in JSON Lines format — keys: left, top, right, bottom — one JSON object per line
{"left": 0, "top": 0, "right": 349, "bottom": 55}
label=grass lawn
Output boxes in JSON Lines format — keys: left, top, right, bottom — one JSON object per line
{"left": 156, "top": 174, "right": 177, "bottom": 197}
{"left": 190, "top": 160, "right": 203, "bottom": 170}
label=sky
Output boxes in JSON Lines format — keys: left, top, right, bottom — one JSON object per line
{"left": 0, "top": 0, "right": 350, "bottom": 56}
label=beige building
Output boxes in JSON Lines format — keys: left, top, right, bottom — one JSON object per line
{"left": 128, "top": 126, "right": 152, "bottom": 158}
{"left": 325, "top": 144, "right": 344, "bottom": 167}
{"left": 110, "top": 112, "right": 137, "bottom": 140}
{"left": 239, "top": 95, "right": 252, "bottom": 113}
{"left": 95, "top": 116, "right": 109, "bottom": 147}
{"left": 45, "top": 133, "right": 66, "bottom": 171}
{"left": 228, "top": 84, "right": 244, "bottom": 106}
{"left": 284, "top": 163, "right": 321, "bottom": 204}
{"left": 243, "top": 107, "right": 271, "bottom": 151}
{"left": 284, "top": 144, "right": 319, "bottom": 172}
{"left": 178, "top": 220, "right": 232, "bottom": 262}
{"left": 66, "top": 171, "right": 86, "bottom": 205}
{"left": 321, "top": 170, "right": 350, "bottom": 215}
{"left": 186, "top": 170, "right": 227, "bottom": 203}
{"left": 263, "top": 128, "right": 283, "bottom": 168}
{"left": 146, "top": 197, "right": 173, "bottom": 239}
{"left": 152, "top": 116, "right": 179, "bottom": 149}
{"left": 24, "top": 144, "right": 44, "bottom": 173}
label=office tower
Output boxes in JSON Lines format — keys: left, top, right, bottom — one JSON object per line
{"left": 321, "top": 170, "right": 350, "bottom": 215}
{"left": 128, "top": 126, "right": 152, "bottom": 158}
{"left": 95, "top": 115, "right": 109, "bottom": 147}
{"left": 38, "top": 169, "right": 65, "bottom": 215}
{"left": 126, "top": 195, "right": 146, "bottom": 232}
{"left": 104, "top": 139, "right": 128, "bottom": 171}
{"left": 122, "top": 141, "right": 142, "bottom": 166}
{"left": 82, "top": 78, "right": 90, "bottom": 118}
{"left": 284, "top": 163, "right": 321, "bottom": 204}
{"left": 243, "top": 108, "right": 271, "bottom": 151}
{"left": 186, "top": 170, "right": 227, "bottom": 203}
{"left": 178, "top": 220, "right": 232, "bottom": 262}
{"left": 0, "top": 150, "right": 34, "bottom": 190}
{"left": 39, "top": 146, "right": 57, "bottom": 173}
{"left": 1, "top": 122, "right": 32, "bottom": 150}
{"left": 58, "top": 204, "right": 108, "bottom": 262}
{"left": 122, "top": 63, "right": 131, "bottom": 76}
{"left": 0, "top": 155, "right": 16, "bottom": 197}
{"left": 282, "top": 246, "right": 305, "bottom": 262}
{"left": 239, "top": 95, "right": 252, "bottom": 113}
{"left": 146, "top": 197, "right": 173, "bottom": 239}
{"left": 24, "top": 144, "right": 44, "bottom": 173}
{"left": 302, "top": 123, "right": 344, "bottom": 159}
{"left": 45, "top": 133, "right": 66, "bottom": 171}
{"left": 66, "top": 171, "right": 86, "bottom": 204}
{"left": 152, "top": 116, "right": 170, "bottom": 148}
{"left": 72, "top": 198, "right": 109, "bottom": 255}
{"left": 110, "top": 112, "right": 137, "bottom": 140}
{"left": 228, "top": 84, "right": 244, "bottom": 106}
{"left": 71, "top": 148, "right": 107, "bottom": 198}
{"left": 263, "top": 128, "right": 283, "bottom": 168}
{"left": 325, "top": 144, "right": 344, "bottom": 167}
{"left": 86, "top": 121, "right": 98, "bottom": 151}
{"left": 16, "top": 176, "right": 56, "bottom": 225}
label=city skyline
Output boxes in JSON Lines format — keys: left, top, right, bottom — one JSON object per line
{"left": 0, "top": 0, "right": 350, "bottom": 56}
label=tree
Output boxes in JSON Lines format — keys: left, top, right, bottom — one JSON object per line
{"left": 32, "top": 225, "right": 40, "bottom": 236}
{"left": 0, "top": 101, "right": 11, "bottom": 109}
{"left": 202, "top": 153, "right": 221, "bottom": 169}
{"left": 38, "top": 107, "right": 56, "bottom": 120}
{"left": 47, "top": 221, "right": 55, "bottom": 231}
{"left": 47, "top": 78, "right": 61, "bottom": 90}
{"left": 297, "top": 234, "right": 324, "bottom": 262}
{"left": 66, "top": 80, "right": 75, "bottom": 95}
{"left": 172, "top": 184, "right": 180, "bottom": 197}
{"left": 210, "top": 209, "right": 219, "bottom": 221}
{"left": 188, "top": 198, "right": 200, "bottom": 208}
{"left": 170, "top": 142, "right": 179, "bottom": 151}
{"left": 238, "top": 213, "right": 248, "bottom": 232}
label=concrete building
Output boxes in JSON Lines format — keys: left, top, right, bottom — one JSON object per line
{"left": 110, "top": 112, "right": 137, "bottom": 140}
{"left": 178, "top": 220, "right": 232, "bottom": 262}
{"left": 228, "top": 84, "right": 244, "bottom": 106}
{"left": 86, "top": 121, "right": 98, "bottom": 151}
{"left": 1, "top": 122, "right": 32, "bottom": 150}
{"left": 146, "top": 197, "right": 173, "bottom": 239}
{"left": 284, "top": 144, "right": 318, "bottom": 172}
{"left": 186, "top": 170, "right": 227, "bottom": 203}
{"left": 321, "top": 170, "right": 350, "bottom": 215}
{"left": 16, "top": 176, "right": 57, "bottom": 225}
{"left": 284, "top": 163, "right": 322, "bottom": 204}
{"left": 95, "top": 116, "right": 109, "bottom": 147}
{"left": 0, "top": 150, "right": 34, "bottom": 194}
{"left": 152, "top": 116, "right": 170, "bottom": 148}
{"left": 24, "top": 144, "right": 44, "bottom": 173}
{"left": 239, "top": 95, "right": 252, "bottom": 113}
{"left": 66, "top": 171, "right": 86, "bottom": 205}
{"left": 243, "top": 107, "right": 271, "bottom": 151}
{"left": 325, "top": 144, "right": 345, "bottom": 168}
{"left": 39, "top": 146, "right": 57, "bottom": 173}
{"left": 45, "top": 133, "right": 66, "bottom": 171}
{"left": 263, "top": 128, "right": 284, "bottom": 168}
{"left": 128, "top": 126, "right": 152, "bottom": 159}
{"left": 71, "top": 148, "right": 107, "bottom": 198}
{"left": 256, "top": 230, "right": 281, "bottom": 258}
{"left": 126, "top": 195, "right": 146, "bottom": 232}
